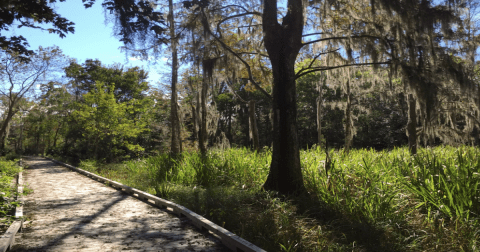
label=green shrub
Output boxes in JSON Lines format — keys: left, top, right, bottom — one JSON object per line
{"left": 0, "top": 158, "right": 22, "bottom": 225}
{"left": 4, "top": 152, "right": 19, "bottom": 161}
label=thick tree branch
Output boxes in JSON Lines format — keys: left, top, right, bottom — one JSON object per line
{"left": 301, "top": 35, "right": 382, "bottom": 47}
{"left": 295, "top": 61, "right": 391, "bottom": 79}
{"left": 297, "top": 49, "right": 340, "bottom": 75}
{"left": 211, "top": 4, "right": 252, "bottom": 13}
{"left": 303, "top": 32, "right": 325, "bottom": 37}
{"left": 216, "top": 12, "right": 262, "bottom": 38}
{"left": 225, "top": 78, "right": 247, "bottom": 103}
{"left": 238, "top": 52, "right": 270, "bottom": 58}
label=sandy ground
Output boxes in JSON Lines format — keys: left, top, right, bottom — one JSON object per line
{"left": 11, "top": 156, "right": 228, "bottom": 252}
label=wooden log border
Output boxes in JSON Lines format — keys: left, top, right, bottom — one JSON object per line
{"left": 43, "top": 156, "right": 266, "bottom": 252}
{"left": 0, "top": 159, "right": 24, "bottom": 252}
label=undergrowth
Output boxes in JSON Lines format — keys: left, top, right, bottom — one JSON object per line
{"left": 0, "top": 158, "right": 22, "bottom": 231}
{"left": 70, "top": 146, "right": 480, "bottom": 251}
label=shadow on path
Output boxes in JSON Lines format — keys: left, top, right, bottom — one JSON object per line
{"left": 13, "top": 157, "right": 226, "bottom": 252}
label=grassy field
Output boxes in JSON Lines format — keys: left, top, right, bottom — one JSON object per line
{"left": 55, "top": 146, "right": 480, "bottom": 251}
{"left": 0, "top": 156, "right": 23, "bottom": 232}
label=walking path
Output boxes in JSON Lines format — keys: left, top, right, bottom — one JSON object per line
{"left": 11, "top": 157, "right": 227, "bottom": 252}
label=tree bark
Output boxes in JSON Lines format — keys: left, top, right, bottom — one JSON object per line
{"left": 407, "top": 94, "right": 417, "bottom": 155}
{"left": 53, "top": 121, "right": 63, "bottom": 148}
{"left": 317, "top": 82, "right": 323, "bottom": 146}
{"left": 196, "top": 90, "right": 201, "bottom": 142}
{"left": 3, "top": 119, "right": 11, "bottom": 151}
{"left": 248, "top": 100, "right": 260, "bottom": 152}
{"left": 191, "top": 103, "right": 197, "bottom": 140}
{"left": 0, "top": 102, "right": 17, "bottom": 152}
{"left": 227, "top": 108, "right": 232, "bottom": 143}
{"left": 19, "top": 115, "right": 24, "bottom": 154}
{"left": 169, "top": 0, "right": 182, "bottom": 155}
{"left": 35, "top": 132, "right": 39, "bottom": 156}
{"left": 199, "top": 67, "right": 209, "bottom": 155}
{"left": 478, "top": 84, "right": 480, "bottom": 143}
{"left": 262, "top": 0, "right": 306, "bottom": 194}
{"left": 344, "top": 80, "right": 352, "bottom": 154}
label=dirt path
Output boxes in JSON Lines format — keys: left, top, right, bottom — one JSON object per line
{"left": 11, "top": 157, "right": 227, "bottom": 252}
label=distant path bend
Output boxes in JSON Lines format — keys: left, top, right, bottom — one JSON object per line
{"left": 12, "top": 156, "right": 227, "bottom": 252}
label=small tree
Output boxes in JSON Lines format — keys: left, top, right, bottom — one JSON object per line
{"left": 0, "top": 46, "right": 65, "bottom": 153}
{"left": 73, "top": 81, "right": 147, "bottom": 160}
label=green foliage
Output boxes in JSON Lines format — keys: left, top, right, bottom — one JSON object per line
{"left": 303, "top": 146, "right": 408, "bottom": 222}
{"left": 401, "top": 147, "right": 480, "bottom": 223}
{"left": 0, "top": 0, "right": 76, "bottom": 57}
{"left": 64, "top": 59, "right": 149, "bottom": 102}
{"left": 11, "top": 59, "right": 160, "bottom": 162}
{"left": 76, "top": 146, "right": 480, "bottom": 251}
{"left": 0, "top": 158, "right": 22, "bottom": 226}
{"left": 73, "top": 81, "right": 147, "bottom": 159}
{"left": 4, "top": 152, "right": 20, "bottom": 161}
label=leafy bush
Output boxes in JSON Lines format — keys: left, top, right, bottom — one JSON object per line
{"left": 0, "top": 158, "right": 22, "bottom": 225}
{"left": 4, "top": 152, "right": 20, "bottom": 161}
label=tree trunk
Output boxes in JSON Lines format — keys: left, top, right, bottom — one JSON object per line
{"left": 45, "top": 130, "right": 50, "bottom": 154}
{"left": 227, "top": 108, "right": 232, "bottom": 143}
{"left": 94, "top": 134, "right": 99, "bottom": 160}
{"left": 317, "top": 82, "right": 323, "bottom": 146}
{"left": 169, "top": 0, "right": 182, "bottom": 155}
{"left": 187, "top": 78, "right": 199, "bottom": 141}
{"left": 199, "top": 68, "right": 209, "bottom": 155}
{"left": 407, "top": 94, "right": 417, "bottom": 155}
{"left": 196, "top": 91, "right": 201, "bottom": 142}
{"left": 19, "top": 116, "right": 24, "bottom": 154}
{"left": 53, "top": 121, "right": 63, "bottom": 148}
{"left": 0, "top": 104, "right": 16, "bottom": 152}
{"left": 35, "top": 133, "right": 39, "bottom": 156}
{"left": 248, "top": 100, "right": 260, "bottom": 152}
{"left": 344, "top": 80, "right": 352, "bottom": 154}
{"left": 3, "top": 119, "right": 11, "bottom": 151}
{"left": 191, "top": 103, "right": 198, "bottom": 140}
{"left": 262, "top": 0, "right": 306, "bottom": 194}
{"left": 478, "top": 85, "right": 480, "bottom": 143}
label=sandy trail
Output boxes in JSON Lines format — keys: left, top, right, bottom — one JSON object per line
{"left": 11, "top": 156, "right": 227, "bottom": 252}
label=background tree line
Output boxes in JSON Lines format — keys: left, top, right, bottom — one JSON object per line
{"left": 1, "top": 51, "right": 477, "bottom": 161}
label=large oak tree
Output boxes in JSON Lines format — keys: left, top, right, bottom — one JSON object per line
{"left": 102, "top": 0, "right": 470, "bottom": 194}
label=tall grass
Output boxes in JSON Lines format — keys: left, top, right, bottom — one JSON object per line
{"left": 303, "top": 147, "right": 409, "bottom": 222}
{"left": 75, "top": 146, "right": 480, "bottom": 251}
{"left": 401, "top": 147, "right": 480, "bottom": 223}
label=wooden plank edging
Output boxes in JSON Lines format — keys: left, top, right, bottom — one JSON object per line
{"left": 0, "top": 159, "right": 24, "bottom": 252}
{"left": 43, "top": 156, "right": 266, "bottom": 252}
{"left": 15, "top": 172, "right": 24, "bottom": 220}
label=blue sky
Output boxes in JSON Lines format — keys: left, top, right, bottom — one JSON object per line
{"left": 5, "top": 0, "right": 167, "bottom": 86}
